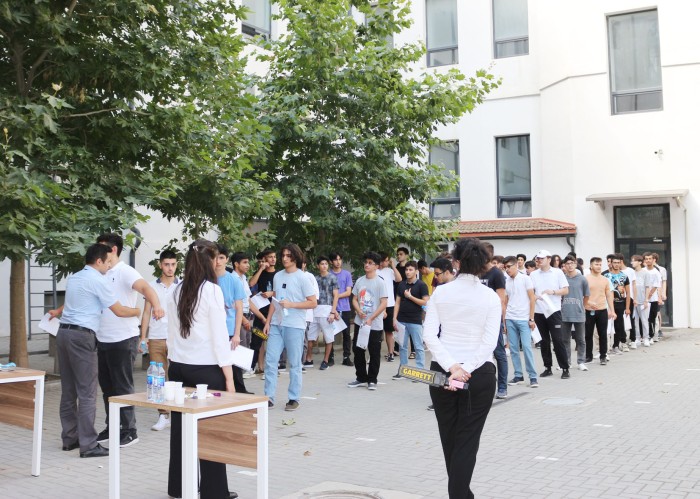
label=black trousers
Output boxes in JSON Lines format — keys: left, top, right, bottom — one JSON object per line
{"left": 352, "top": 328, "right": 382, "bottom": 383}
{"left": 534, "top": 311, "right": 569, "bottom": 370}
{"left": 648, "top": 301, "right": 659, "bottom": 338}
{"left": 97, "top": 336, "right": 138, "bottom": 433}
{"left": 585, "top": 309, "right": 609, "bottom": 360}
{"left": 168, "top": 362, "right": 228, "bottom": 499}
{"left": 628, "top": 299, "right": 637, "bottom": 341}
{"left": 330, "top": 310, "right": 354, "bottom": 362}
{"left": 612, "top": 302, "right": 627, "bottom": 348}
{"left": 430, "top": 361, "right": 496, "bottom": 499}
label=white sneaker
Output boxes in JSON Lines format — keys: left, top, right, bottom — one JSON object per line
{"left": 643, "top": 339, "right": 650, "bottom": 347}
{"left": 242, "top": 371, "right": 256, "bottom": 379}
{"left": 578, "top": 363, "right": 588, "bottom": 371}
{"left": 622, "top": 344, "right": 630, "bottom": 352}
{"left": 629, "top": 342, "right": 637, "bottom": 350}
{"left": 613, "top": 347, "right": 623, "bottom": 355}
{"left": 151, "top": 414, "right": 170, "bottom": 431}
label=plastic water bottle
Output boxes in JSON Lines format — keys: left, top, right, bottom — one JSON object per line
{"left": 154, "top": 362, "right": 166, "bottom": 403}
{"left": 146, "top": 361, "right": 157, "bottom": 401}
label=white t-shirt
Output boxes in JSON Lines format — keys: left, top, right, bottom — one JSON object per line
{"left": 529, "top": 267, "right": 569, "bottom": 314}
{"left": 235, "top": 272, "right": 252, "bottom": 314}
{"left": 304, "top": 270, "right": 320, "bottom": 322}
{"left": 377, "top": 267, "right": 396, "bottom": 307}
{"left": 505, "top": 273, "right": 534, "bottom": 321}
{"left": 646, "top": 267, "right": 662, "bottom": 302}
{"left": 145, "top": 278, "right": 179, "bottom": 340}
{"left": 98, "top": 261, "right": 142, "bottom": 342}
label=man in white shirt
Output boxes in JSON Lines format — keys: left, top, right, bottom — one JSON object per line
{"left": 378, "top": 253, "right": 401, "bottom": 362}
{"left": 643, "top": 252, "right": 663, "bottom": 343}
{"left": 139, "top": 250, "right": 179, "bottom": 431}
{"left": 95, "top": 233, "right": 164, "bottom": 448}
{"left": 503, "top": 256, "right": 538, "bottom": 387}
{"left": 619, "top": 254, "right": 637, "bottom": 348}
{"left": 630, "top": 255, "right": 652, "bottom": 346}
{"left": 652, "top": 252, "right": 668, "bottom": 339}
{"left": 529, "top": 250, "right": 571, "bottom": 379}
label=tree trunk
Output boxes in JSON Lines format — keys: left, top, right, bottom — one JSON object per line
{"left": 9, "top": 257, "right": 28, "bottom": 367}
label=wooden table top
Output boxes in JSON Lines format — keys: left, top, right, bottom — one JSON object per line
{"left": 109, "top": 391, "right": 268, "bottom": 414}
{"left": 0, "top": 367, "right": 46, "bottom": 381}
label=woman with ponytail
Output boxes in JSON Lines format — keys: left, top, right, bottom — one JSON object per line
{"left": 423, "top": 237, "right": 501, "bottom": 499}
{"left": 166, "top": 239, "right": 235, "bottom": 499}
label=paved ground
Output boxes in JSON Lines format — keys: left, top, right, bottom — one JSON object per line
{"left": 1, "top": 329, "right": 700, "bottom": 498}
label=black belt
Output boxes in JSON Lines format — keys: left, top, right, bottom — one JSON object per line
{"left": 59, "top": 323, "right": 96, "bottom": 334}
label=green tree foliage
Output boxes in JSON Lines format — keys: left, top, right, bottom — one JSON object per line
{"left": 255, "top": 0, "right": 499, "bottom": 266}
{"left": 1, "top": 0, "right": 277, "bottom": 364}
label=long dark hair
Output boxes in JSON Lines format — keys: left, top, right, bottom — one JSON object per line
{"left": 176, "top": 239, "right": 218, "bottom": 339}
{"left": 452, "top": 238, "right": 490, "bottom": 276}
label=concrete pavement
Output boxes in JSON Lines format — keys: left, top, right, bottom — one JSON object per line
{"left": 1, "top": 329, "right": 699, "bottom": 498}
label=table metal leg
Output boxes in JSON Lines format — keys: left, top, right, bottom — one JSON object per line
{"left": 31, "top": 377, "right": 44, "bottom": 477}
{"left": 182, "top": 413, "right": 198, "bottom": 499}
{"left": 257, "top": 403, "right": 269, "bottom": 499}
{"left": 109, "top": 402, "right": 125, "bottom": 499}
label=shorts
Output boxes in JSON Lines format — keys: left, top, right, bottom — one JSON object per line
{"left": 383, "top": 306, "right": 394, "bottom": 332}
{"left": 307, "top": 319, "right": 334, "bottom": 343}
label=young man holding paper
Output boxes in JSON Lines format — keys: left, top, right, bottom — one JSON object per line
{"left": 347, "top": 252, "right": 388, "bottom": 391}
{"left": 304, "top": 256, "right": 339, "bottom": 370}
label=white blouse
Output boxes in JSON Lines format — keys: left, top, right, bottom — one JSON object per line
{"left": 423, "top": 274, "right": 501, "bottom": 373}
{"left": 167, "top": 281, "right": 231, "bottom": 367}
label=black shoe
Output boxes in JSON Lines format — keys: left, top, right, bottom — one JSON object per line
{"left": 427, "top": 404, "right": 434, "bottom": 411}
{"left": 80, "top": 443, "right": 109, "bottom": 458}
{"left": 535, "top": 342, "right": 541, "bottom": 349}
{"left": 62, "top": 441, "right": 79, "bottom": 451}
{"left": 229, "top": 492, "right": 238, "bottom": 499}
{"left": 540, "top": 368, "right": 553, "bottom": 377}
{"left": 268, "top": 400, "right": 274, "bottom": 408}
{"left": 585, "top": 357, "right": 593, "bottom": 363}
{"left": 561, "top": 369, "right": 570, "bottom": 379}
{"left": 600, "top": 357, "right": 607, "bottom": 365}
{"left": 285, "top": 400, "right": 300, "bottom": 411}
{"left": 120, "top": 432, "right": 139, "bottom": 448}
{"left": 342, "top": 358, "right": 353, "bottom": 366}
{"left": 96, "top": 428, "right": 109, "bottom": 443}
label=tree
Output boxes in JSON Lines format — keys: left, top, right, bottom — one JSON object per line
{"left": 254, "top": 0, "right": 499, "bottom": 266}
{"left": 1, "top": 1, "right": 276, "bottom": 366}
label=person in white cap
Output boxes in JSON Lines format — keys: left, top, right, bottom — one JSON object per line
{"left": 529, "top": 250, "right": 571, "bottom": 379}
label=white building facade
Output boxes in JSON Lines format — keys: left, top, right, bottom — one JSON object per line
{"left": 2, "top": 0, "right": 698, "bottom": 335}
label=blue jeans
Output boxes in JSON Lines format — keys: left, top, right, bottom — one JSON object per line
{"left": 399, "top": 322, "right": 425, "bottom": 369}
{"left": 506, "top": 319, "right": 538, "bottom": 380}
{"left": 264, "top": 325, "right": 304, "bottom": 403}
{"left": 494, "top": 326, "right": 508, "bottom": 392}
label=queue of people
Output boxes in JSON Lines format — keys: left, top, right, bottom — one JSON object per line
{"left": 47, "top": 233, "right": 670, "bottom": 499}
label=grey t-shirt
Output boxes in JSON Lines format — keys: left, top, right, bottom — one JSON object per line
{"left": 353, "top": 275, "right": 389, "bottom": 331}
{"left": 561, "top": 274, "right": 590, "bottom": 322}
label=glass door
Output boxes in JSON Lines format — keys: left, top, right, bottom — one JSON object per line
{"left": 614, "top": 204, "right": 672, "bottom": 326}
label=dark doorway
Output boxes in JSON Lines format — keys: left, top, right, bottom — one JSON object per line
{"left": 614, "top": 204, "right": 672, "bottom": 326}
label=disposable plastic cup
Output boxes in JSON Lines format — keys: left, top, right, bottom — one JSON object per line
{"left": 174, "top": 387, "right": 185, "bottom": 404}
{"left": 196, "top": 384, "right": 208, "bottom": 399}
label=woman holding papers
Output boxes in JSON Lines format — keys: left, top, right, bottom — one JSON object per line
{"left": 167, "top": 239, "right": 235, "bottom": 499}
{"left": 423, "top": 238, "right": 501, "bottom": 499}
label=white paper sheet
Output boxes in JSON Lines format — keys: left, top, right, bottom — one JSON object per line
{"left": 250, "top": 293, "right": 270, "bottom": 309}
{"left": 539, "top": 294, "right": 557, "bottom": 318}
{"left": 394, "top": 322, "right": 406, "bottom": 348}
{"left": 226, "top": 345, "right": 254, "bottom": 371}
{"left": 356, "top": 324, "right": 371, "bottom": 350}
{"left": 331, "top": 318, "right": 347, "bottom": 336}
{"left": 39, "top": 313, "right": 60, "bottom": 336}
{"left": 623, "top": 313, "right": 632, "bottom": 331}
{"left": 271, "top": 297, "right": 286, "bottom": 323}
{"left": 531, "top": 326, "right": 542, "bottom": 343}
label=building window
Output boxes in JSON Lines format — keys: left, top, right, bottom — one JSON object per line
{"left": 430, "top": 141, "right": 460, "bottom": 219}
{"left": 242, "top": 0, "right": 271, "bottom": 40}
{"left": 497, "top": 135, "right": 531, "bottom": 218}
{"left": 426, "top": 0, "right": 458, "bottom": 67}
{"left": 492, "top": 0, "right": 529, "bottom": 58}
{"left": 608, "top": 10, "right": 662, "bottom": 114}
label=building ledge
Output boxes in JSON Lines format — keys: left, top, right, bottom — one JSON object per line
{"left": 586, "top": 189, "right": 688, "bottom": 209}
{"left": 454, "top": 218, "right": 577, "bottom": 239}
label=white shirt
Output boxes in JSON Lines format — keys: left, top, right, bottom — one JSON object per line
{"left": 167, "top": 282, "right": 231, "bottom": 367}
{"left": 304, "top": 271, "right": 320, "bottom": 322}
{"left": 505, "top": 273, "right": 534, "bottom": 321}
{"left": 622, "top": 267, "right": 636, "bottom": 290}
{"left": 145, "top": 278, "right": 180, "bottom": 340}
{"left": 98, "top": 261, "right": 142, "bottom": 342}
{"left": 423, "top": 274, "right": 501, "bottom": 373}
{"left": 646, "top": 267, "right": 662, "bottom": 302}
{"left": 529, "top": 267, "right": 569, "bottom": 314}
{"left": 235, "top": 272, "right": 252, "bottom": 314}
{"left": 376, "top": 267, "right": 396, "bottom": 308}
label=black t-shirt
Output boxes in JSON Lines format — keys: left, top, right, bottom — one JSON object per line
{"left": 396, "top": 279, "right": 429, "bottom": 324}
{"left": 602, "top": 270, "right": 630, "bottom": 304}
{"left": 253, "top": 270, "right": 278, "bottom": 327}
{"left": 480, "top": 266, "right": 506, "bottom": 292}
